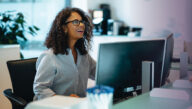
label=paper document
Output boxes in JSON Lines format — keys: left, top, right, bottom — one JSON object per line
{"left": 173, "top": 80, "right": 192, "bottom": 89}
{"left": 150, "top": 88, "right": 190, "bottom": 101}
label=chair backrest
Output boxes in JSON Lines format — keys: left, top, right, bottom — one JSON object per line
{"left": 7, "top": 58, "right": 37, "bottom": 103}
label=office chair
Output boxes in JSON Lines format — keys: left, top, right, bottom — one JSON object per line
{"left": 3, "top": 58, "right": 37, "bottom": 109}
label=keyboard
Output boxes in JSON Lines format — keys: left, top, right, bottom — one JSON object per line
{"left": 113, "top": 95, "right": 133, "bottom": 104}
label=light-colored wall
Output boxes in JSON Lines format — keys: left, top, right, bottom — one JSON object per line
{"left": 87, "top": 0, "right": 192, "bottom": 40}
{"left": 71, "top": 0, "right": 88, "bottom": 12}
{"left": 0, "top": 45, "right": 20, "bottom": 109}
{"left": 87, "top": 0, "right": 107, "bottom": 10}
{"left": 75, "top": 0, "right": 192, "bottom": 58}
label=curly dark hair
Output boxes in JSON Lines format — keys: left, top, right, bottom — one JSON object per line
{"left": 45, "top": 7, "right": 93, "bottom": 55}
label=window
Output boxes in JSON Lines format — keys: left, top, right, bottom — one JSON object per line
{"left": 0, "top": 0, "right": 70, "bottom": 41}
{"left": 0, "top": 0, "right": 71, "bottom": 58}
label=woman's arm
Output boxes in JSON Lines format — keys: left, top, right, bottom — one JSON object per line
{"left": 33, "top": 53, "right": 56, "bottom": 100}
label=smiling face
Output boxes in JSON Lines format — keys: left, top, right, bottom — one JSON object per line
{"left": 64, "top": 12, "right": 85, "bottom": 42}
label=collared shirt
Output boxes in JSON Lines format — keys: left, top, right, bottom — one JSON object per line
{"left": 33, "top": 49, "right": 96, "bottom": 100}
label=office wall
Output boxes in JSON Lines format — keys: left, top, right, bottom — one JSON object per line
{"left": 87, "top": 0, "right": 191, "bottom": 40}
{"left": 185, "top": 0, "right": 192, "bottom": 42}
{"left": 71, "top": 0, "right": 88, "bottom": 12}
{"left": 86, "top": 0, "right": 192, "bottom": 58}
{"left": 0, "top": 45, "right": 20, "bottom": 109}
{"left": 87, "top": 0, "right": 106, "bottom": 10}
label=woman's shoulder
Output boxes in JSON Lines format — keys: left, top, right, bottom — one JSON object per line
{"left": 39, "top": 49, "right": 55, "bottom": 59}
{"left": 35, "top": 49, "right": 58, "bottom": 71}
{"left": 36, "top": 49, "right": 56, "bottom": 65}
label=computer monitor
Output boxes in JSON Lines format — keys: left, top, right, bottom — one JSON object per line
{"left": 96, "top": 39, "right": 165, "bottom": 98}
{"left": 160, "top": 34, "right": 174, "bottom": 86}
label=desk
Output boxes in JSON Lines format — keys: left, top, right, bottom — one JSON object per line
{"left": 171, "top": 62, "right": 192, "bottom": 71}
{"left": 25, "top": 82, "right": 192, "bottom": 109}
{"left": 113, "top": 85, "right": 192, "bottom": 109}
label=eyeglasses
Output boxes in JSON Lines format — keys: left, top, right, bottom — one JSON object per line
{"left": 65, "top": 19, "right": 86, "bottom": 26}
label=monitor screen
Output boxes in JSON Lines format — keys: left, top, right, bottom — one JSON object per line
{"left": 160, "top": 34, "right": 174, "bottom": 86}
{"left": 96, "top": 39, "right": 165, "bottom": 97}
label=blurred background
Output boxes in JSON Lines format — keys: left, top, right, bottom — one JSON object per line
{"left": 0, "top": 0, "right": 192, "bottom": 109}
{"left": 0, "top": 0, "right": 191, "bottom": 59}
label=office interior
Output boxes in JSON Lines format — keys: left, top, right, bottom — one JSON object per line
{"left": 0, "top": 0, "right": 192, "bottom": 109}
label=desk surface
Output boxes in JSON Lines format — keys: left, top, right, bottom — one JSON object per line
{"left": 26, "top": 81, "right": 192, "bottom": 109}
{"left": 113, "top": 86, "right": 192, "bottom": 109}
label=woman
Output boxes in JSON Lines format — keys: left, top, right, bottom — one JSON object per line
{"left": 33, "top": 8, "right": 96, "bottom": 100}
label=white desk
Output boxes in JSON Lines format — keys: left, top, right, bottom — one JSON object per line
{"left": 25, "top": 80, "right": 192, "bottom": 109}
{"left": 113, "top": 85, "right": 192, "bottom": 109}
{"left": 25, "top": 96, "right": 87, "bottom": 109}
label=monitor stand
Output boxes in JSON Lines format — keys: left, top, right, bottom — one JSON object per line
{"left": 142, "top": 61, "right": 155, "bottom": 93}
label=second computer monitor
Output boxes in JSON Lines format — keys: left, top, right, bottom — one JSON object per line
{"left": 96, "top": 39, "right": 165, "bottom": 95}
{"left": 160, "top": 34, "right": 174, "bottom": 86}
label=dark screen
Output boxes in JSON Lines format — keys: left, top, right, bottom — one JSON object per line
{"left": 161, "top": 34, "right": 174, "bottom": 86}
{"left": 96, "top": 39, "right": 165, "bottom": 96}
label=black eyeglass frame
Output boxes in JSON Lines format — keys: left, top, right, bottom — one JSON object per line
{"left": 64, "top": 19, "right": 86, "bottom": 26}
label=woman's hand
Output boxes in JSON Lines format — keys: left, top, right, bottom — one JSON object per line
{"left": 70, "top": 94, "right": 79, "bottom": 98}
